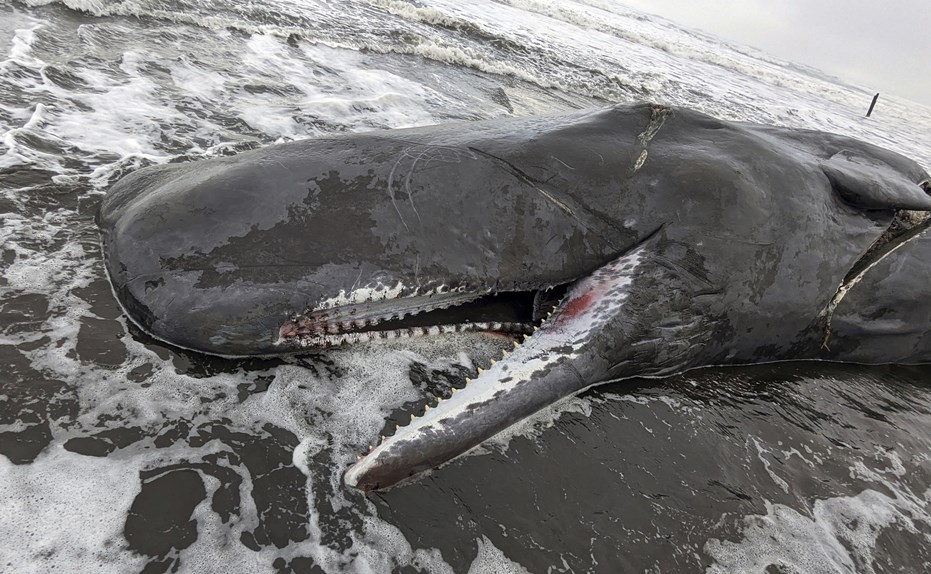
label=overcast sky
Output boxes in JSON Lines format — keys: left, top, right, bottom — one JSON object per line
{"left": 620, "top": 0, "right": 931, "bottom": 107}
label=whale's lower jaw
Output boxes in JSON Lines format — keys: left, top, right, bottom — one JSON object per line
{"left": 345, "top": 244, "right": 651, "bottom": 491}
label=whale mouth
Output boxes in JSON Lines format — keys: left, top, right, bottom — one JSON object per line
{"left": 277, "top": 287, "right": 567, "bottom": 349}
{"left": 281, "top": 284, "right": 579, "bottom": 493}
{"left": 341, "top": 228, "right": 661, "bottom": 492}
{"left": 341, "top": 236, "right": 658, "bottom": 491}
{"left": 341, "top": 286, "right": 570, "bottom": 492}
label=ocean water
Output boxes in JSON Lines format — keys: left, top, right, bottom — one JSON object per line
{"left": 2, "top": 0, "right": 931, "bottom": 572}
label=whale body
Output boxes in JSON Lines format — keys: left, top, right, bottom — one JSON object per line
{"left": 96, "top": 103, "right": 931, "bottom": 490}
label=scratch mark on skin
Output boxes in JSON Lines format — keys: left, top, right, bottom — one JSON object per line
{"left": 633, "top": 150, "right": 648, "bottom": 172}
{"left": 468, "top": 146, "right": 574, "bottom": 216}
{"left": 388, "top": 146, "right": 479, "bottom": 230}
{"left": 536, "top": 187, "right": 575, "bottom": 216}
{"left": 653, "top": 251, "right": 713, "bottom": 290}
{"left": 630, "top": 104, "right": 671, "bottom": 174}
{"left": 350, "top": 267, "right": 364, "bottom": 293}
{"left": 387, "top": 154, "right": 410, "bottom": 233}
{"left": 551, "top": 155, "right": 575, "bottom": 170}
{"left": 404, "top": 149, "right": 427, "bottom": 224}
{"left": 467, "top": 147, "right": 546, "bottom": 185}
{"left": 468, "top": 146, "right": 626, "bottom": 252}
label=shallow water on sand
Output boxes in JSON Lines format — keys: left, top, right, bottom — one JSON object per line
{"left": 2, "top": 0, "right": 931, "bottom": 572}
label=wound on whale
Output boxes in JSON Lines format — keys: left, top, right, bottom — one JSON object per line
{"left": 97, "top": 103, "right": 931, "bottom": 491}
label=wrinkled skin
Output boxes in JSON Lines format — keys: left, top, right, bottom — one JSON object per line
{"left": 97, "top": 103, "right": 931, "bottom": 490}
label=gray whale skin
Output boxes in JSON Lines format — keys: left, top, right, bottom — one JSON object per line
{"left": 97, "top": 103, "right": 931, "bottom": 491}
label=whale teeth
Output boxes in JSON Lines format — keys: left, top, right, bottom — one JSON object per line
{"left": 357, "top": 455, "right": 362, "bottom": 461}
{"left": 512, "top": 340, "right": 519, "bottom": 349}
{"left": 424, "top": 404, "right": 430, "bottom": 412}
{"left": 489, "top": 359, "right": 496, "bottom": 366}
{"left": 380, "top": 435, "right": 385, "bottom": 443}
{"left": 410, "top": 413, "right": 416, "bottom": 421}
{"left": 464, "top": 377, "right": 472, "bottom": 384}
{"left": 477, "top": 367, "right": 484, "bottom": 375}
{"left": 368, "top": 444, "right": 374, "bottom": 452}
{"left": 395, "top": 424, "right": 399, "bottom": 431}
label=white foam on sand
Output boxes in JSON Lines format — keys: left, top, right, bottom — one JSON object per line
{"left": 705, "top": 450, "right": 931, "bottom": 574}
{"left": 0, "top": 446, "right": 148, "bottom": 573}
{"left": 468, "top": 536, "right": 531, "bottom": 574}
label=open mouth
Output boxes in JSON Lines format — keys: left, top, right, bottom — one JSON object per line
{"left": 336, "top": 239, "right": 654, "bottom": 491}
{"left": 277, "top": 286, "right": 569, "bottom": 349}
{"left": 277, "top": 282, "right": 587, "bottom": 491}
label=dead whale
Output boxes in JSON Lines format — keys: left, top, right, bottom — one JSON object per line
{"left": 96, "top": 103, "right": 931, "bottom": 490}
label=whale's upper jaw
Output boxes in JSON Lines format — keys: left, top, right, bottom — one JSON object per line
{"left": 274, "top": 288, "right": 550, "bottom": 350}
